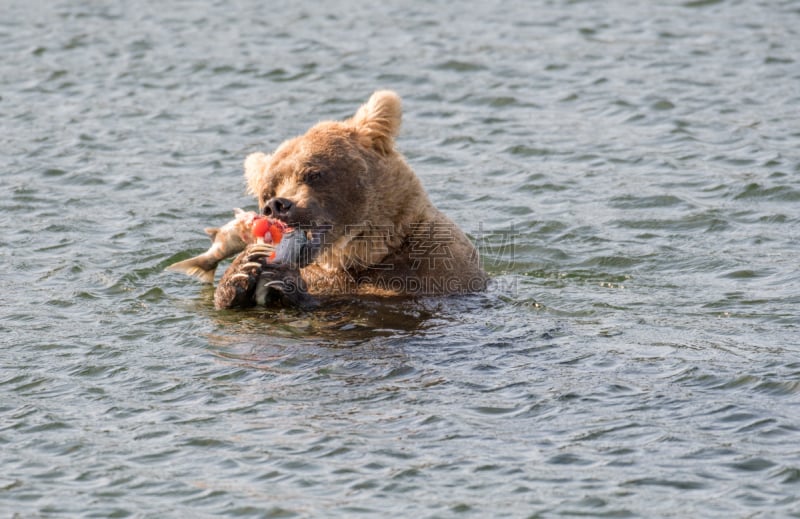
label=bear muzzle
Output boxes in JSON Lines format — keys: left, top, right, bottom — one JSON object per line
{"left": 262, "top": 197, "right": 295, "bottom": 222}
{"left": 261, "top": 197, "right": 333, "bottom": 267}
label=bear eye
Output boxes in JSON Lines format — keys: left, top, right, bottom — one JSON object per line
{"left": 303, "top": 170, "right": 324, "bottom": 184}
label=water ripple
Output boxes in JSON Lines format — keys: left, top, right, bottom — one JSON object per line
{"left": 2, "top": 0, "right": 800, "bottom": 517}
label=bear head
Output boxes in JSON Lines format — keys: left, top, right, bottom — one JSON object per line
{"left": 242, "top": 90, "right": 432, "bottom": 272}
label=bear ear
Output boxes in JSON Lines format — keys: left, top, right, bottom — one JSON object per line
{"left": 350, "top": 90, "right": 402, "bottom": 155}
{"left": 243, "top": 152, "right": 271, "bottom": 195}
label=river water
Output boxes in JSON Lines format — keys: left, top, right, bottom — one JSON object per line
{"left": 2, "top": 1, "right": 799, "bottom": 517}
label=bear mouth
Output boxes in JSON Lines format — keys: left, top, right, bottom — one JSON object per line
{"left": 267, "top": 203, "right": 333, "bottom": 267}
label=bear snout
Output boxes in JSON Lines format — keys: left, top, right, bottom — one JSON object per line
{"left": 263, "top": 197, "right": 295, "bottom": 221}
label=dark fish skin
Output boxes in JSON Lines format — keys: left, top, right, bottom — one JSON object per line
{"left": 271, "top": 228, "right": 310, "bottom": 266}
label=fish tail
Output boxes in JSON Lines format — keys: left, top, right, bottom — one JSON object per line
{"left": 165, "top": 256, "right": 217, "bottom": 284}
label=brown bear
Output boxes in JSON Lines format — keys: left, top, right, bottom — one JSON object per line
{"left": 214, "top": 90, "right": 487, "bottom": 309}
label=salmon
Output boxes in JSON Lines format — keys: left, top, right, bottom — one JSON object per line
{"left": 166, "top": 208, "right": 267, "bottom": 284}
{"left": 166, "top": 209, "right": 310, "bottom": 284}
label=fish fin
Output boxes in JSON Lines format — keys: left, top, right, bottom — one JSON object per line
{"left": 204, "top": 227, "right": 219, "bottom": 242}
{"left": 165, "top": 257, "right": 216, "bottom": 284}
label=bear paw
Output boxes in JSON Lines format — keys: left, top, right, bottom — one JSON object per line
{"left": 214, "top": 244, "right": 317, "bottom": 310}
{"left": 213, "top": 245, "right": 266, "bottom": 310}
{"left": 253, "top": 262, "right": 317, "bottom": 309}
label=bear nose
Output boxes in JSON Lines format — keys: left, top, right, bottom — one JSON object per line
{"left": 263, "top": 197, "right": 294, "bottom": 220}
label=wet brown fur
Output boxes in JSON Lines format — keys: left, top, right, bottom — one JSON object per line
{"left": 215, "top": 91, "right": 486, "bottom": 307}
